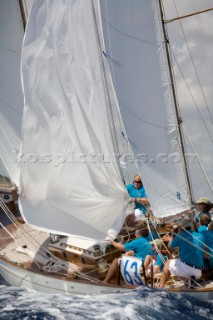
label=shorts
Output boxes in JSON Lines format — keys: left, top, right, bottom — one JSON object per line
{"left": 168, "top": 258, "right": 202, "bottom": 279}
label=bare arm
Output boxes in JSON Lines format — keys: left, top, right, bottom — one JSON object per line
{"left": 130, "top": 198, "right": 149, "bottom": 205}
{"left": 162, "top": 235, "right": 173, "bottom": 248}
{"left": 111, "top": 240, "right": 125, "bottom": 251}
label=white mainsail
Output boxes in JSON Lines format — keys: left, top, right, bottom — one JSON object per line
{"left": 0, "top": 0, "right": 25, "bottom": 185}
{"left": 100, "top": 0, "right": 192, "bottom": 217}
{"left": 20, "top": 0, "right": 129, "bottom": 240}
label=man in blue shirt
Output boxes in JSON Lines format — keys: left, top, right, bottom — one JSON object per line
{"left": 124, "top": 231, "right": 151, "bottom": 260}
{"left": 198, "top": 214, "right": 211, "bottom": 233}
{"left": 195, "top": 197, "right": 212, "bottom": 228}
{"left": 126, "top": 175, "right": 149, "bottom": 218}
{"left": 201, "top": 221, "right": 213, "bottom": 269}
{"left": 159, "top": 218, "right": 204, "bottom": 288}
{"left": 103, "top": 223, "right": 151, "bottom": 284}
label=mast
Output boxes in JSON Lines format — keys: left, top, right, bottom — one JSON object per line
{"left": 158, "top": 0, "right": 193, "bottom": 205}
{"left": 18, "top": 0, "right": 27, "bottom": 31}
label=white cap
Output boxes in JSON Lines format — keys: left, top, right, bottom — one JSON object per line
{"left": 134, "top": 209, "right": 146, "bottom": 222}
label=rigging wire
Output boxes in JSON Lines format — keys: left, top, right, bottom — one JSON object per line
{"left": 0, "top": 96, "right": 22, "bottom": 117}
{"left": 0, "top": 124, "right": 19, "bottom": 184}
{"left": 171, "top": 52, "right": 213, "bottom": 144}
{"left": 183, "top": 124, "right": 213, "bottom": 195}
{"left": 101, "top": 1, "right": 140, "bottom": 188}
{"left": 160, "top": 0, "right": 194, "bottom": 205}
{"left": 0, "top": 221, "right": 41, "bottom": 270}
{"left": 0, "top": 96, "right": 22, "bottom": 116}
{"left": 0, "top": 201, "right": 102, "bottom": 283}
{"left": 0, "top": 200, "right": 69, "bottom": 268}
{"left": 91, "top": 1, "right": 123, "bottom": 179}
{"left": 91, "top": 0, "right": 132, "bottom": 228}
{"left": 172, "top": 225, "right": 213, "bottom": 257}
{"left": 0, "top": 43, "right": 21, "bottom": 55}
{"left": 103, "top": 0, "right": 128, "bottom": 157}
{"left": 191, "top": 0, "right": 213, "bottom": 76}
{"left": 103, "top": 0, "right": 153, "bottom": 185}
{"left": 172, "top": 0, "right": 213, "bottom": 130}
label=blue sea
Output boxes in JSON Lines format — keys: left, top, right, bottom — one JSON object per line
{"left": 0, "top": 276, "right": 213, "bottom": 320}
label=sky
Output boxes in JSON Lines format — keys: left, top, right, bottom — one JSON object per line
{"left": 162, "top": 0, "right": 213, "bottom": 200}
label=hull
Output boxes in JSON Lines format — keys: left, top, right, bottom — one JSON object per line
{"left": 168, "top": 286, "right": 213, "bottom": 300}
{"left": 0, "top": 259, "right": 127, "bottom": 295}
{"left": 1, "top": 259, "right": 213, "bottom": 299}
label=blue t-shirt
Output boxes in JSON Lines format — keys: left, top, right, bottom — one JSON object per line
{"left": 147, "top": 230, "right": 159, "bottom": 241}
{"left": 124, "top": 236, "right": 151, "bottom": 260}
{"left": 126, "top": 184, "right": 147, "bottom": 214}
{"left": 198, "top": 225, "right": 208, "bottom": 233}
{"left": 170, "top": 230, "right": 204, "bottom": 268}
{"left": 195, "top": 211, "right": 211, "bottom": 228}
{"left": 201, "top": 230, "right": 213, "bottom": 269}
{"left": 155, "top": 253, "right": 167, "bottom": 271}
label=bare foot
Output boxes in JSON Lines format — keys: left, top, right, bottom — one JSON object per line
{"left": 102, "top": 280, "right": 109, "bottom": 284}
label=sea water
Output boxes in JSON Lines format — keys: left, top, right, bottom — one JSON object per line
{"left": 0, "top": 276, "right": 213, "bottom": 320}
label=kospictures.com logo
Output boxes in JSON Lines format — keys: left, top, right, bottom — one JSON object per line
{"left": 12, "top": 151, "right": 199, "bottom": 167}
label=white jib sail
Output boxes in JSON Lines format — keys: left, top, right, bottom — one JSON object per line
{"left": 0, "top": 0, "right": 25, "bottom": 185}
{"left": 20, "top": 0, "right": 129, "bottom": 240}
{"left": 100, "top": 0, "right": 191, "bottom": 218}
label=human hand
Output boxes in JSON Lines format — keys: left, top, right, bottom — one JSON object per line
{"left": 162, "top": 235, "right": 172, "bottom": 242}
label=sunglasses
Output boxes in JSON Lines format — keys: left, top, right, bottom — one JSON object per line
{"left": 134, "top": 180, "right": 142, "bottom": 183}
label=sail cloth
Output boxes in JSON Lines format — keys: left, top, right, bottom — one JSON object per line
{"left": 0, "top": 0, "right": 25, "bottom": 185}
{"left": 20, "top": 0, "right": 129, "bottom": 240}
{"left": 100, "top": 0, "right": 191, "bottom": 218}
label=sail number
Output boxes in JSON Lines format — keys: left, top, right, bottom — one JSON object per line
{"left": 123, "top": 259, "right": 143, "bottom": 286}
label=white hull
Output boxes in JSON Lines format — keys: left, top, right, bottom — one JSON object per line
{"left": 168, "top": 286, "right": 213, "bottom": 300}
{"left": 1, "top": 259, "right": 213, "bottom": 299}
{"left": 0, "top": 259, "right": 127, "bottom": 295}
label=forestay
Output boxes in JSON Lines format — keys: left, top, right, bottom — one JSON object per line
{"left": 100, "top": 0, "right": 191, "bottom": 217}
{"left": 20, "top": 0, "right": 129, "bottom": 240}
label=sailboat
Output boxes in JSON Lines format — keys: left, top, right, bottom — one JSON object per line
{"left": 0, "top": 0, "right": 213, "bottom": 299}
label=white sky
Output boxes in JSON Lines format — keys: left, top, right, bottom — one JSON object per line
{"left": 163, "top": 0, "right": 213, "bottom": 200}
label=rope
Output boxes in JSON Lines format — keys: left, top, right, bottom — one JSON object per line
{"left": 0, "top": 201, "right": 104, "bottom": 284}
{"left": 0, "top": 222, "right": 41, "bottom": 270}
{"left": 0, "top": 201, "right": 72, "bottom": 272}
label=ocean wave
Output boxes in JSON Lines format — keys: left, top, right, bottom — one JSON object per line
{"left": 0, "top": 284, "right": 213, "bottom": 320}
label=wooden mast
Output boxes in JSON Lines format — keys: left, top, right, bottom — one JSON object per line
{"left": 18, "top": 0, "right": 27, "bottom": 31}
